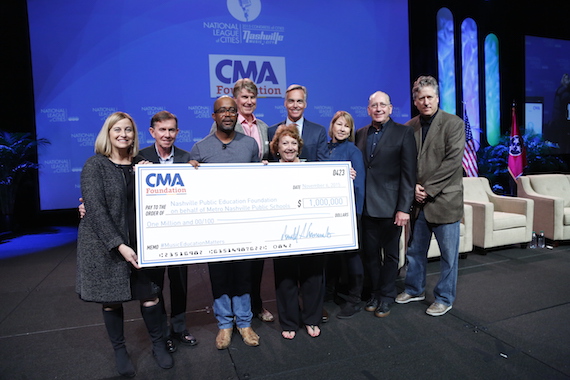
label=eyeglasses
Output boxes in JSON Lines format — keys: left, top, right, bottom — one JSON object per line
{"left": 214, "top": 107, "right": 238, "bottom": 115}
{"left": 369, "top": 103, "right": 391, "bottom": 109}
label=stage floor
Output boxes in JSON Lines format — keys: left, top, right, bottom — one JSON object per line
{"left": 1, "top": 228, "right": 569, "bottom": 379}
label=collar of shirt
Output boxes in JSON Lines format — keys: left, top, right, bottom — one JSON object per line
{"left": 238, "top": 113, "right": 263, "bottom": 159}
{"left": 287, "top": 117, "right": 304, "bottom": 135}
{"left": 328, "top": 139, "right": 348, "bottom": 154}
{"left": 238, "top": 113, "right": 257, "bottom": 128}
{"left": 155, "top": 144, "right": 175, "bottom": 164}
{"left": 367, "top": 120, "right": 386, "bottom": 136}
{"left": 420, "top": 109, "right": 438, "bottom": 127}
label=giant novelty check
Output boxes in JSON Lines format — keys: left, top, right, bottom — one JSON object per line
{"left": 135, "top": 162, "right": 358, "bottom": 267}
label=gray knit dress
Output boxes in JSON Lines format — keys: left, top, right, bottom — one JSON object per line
{"left": 76, "top": 154, "right": 133, "bottom": 303}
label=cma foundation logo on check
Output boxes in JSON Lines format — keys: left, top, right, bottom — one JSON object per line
{"left": 209, "top": 54, "right": 286, "bottom": 97}
{"left": 145, "top": 173, "right": 187, "bottom": 194}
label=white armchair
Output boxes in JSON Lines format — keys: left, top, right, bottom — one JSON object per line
{"left": 463, "top": 177, "right": 534, "bottom": 249}
{"left": 516, "top": 174, "right": 570, "bottom": 242}
{"left": 426, "top": 204, "right": 473, "bottom": 258}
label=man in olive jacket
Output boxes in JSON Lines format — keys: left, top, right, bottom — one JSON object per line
{"left": 396, "top": 76, "right": 465, "bottom": 317}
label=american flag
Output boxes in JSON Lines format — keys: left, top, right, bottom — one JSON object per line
{"left": 462, "top": 107, "right": 478, "bottom": 177}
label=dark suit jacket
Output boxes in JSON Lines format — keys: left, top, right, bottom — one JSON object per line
{"left": 138, "top": 144, "right": 191, "bottom": 164}
{"left": 268, "top": 119, "right": 328, "bottom": 162}
{"left": 355, "top": 118, "right": 417, "bottom": 219}
{"left": 406, "top": 109, "right": 464, "bottom": 224}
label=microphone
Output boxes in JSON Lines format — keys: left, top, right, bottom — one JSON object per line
{"left": 222, "top": 144, "right": 227, "bottom": 150}
{"left": 239, "top": 0, "right": 251, "bottom": 21}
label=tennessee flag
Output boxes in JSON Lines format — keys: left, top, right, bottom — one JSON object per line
{"left": 507, "top": 105, "right": 526, "bottom": 179}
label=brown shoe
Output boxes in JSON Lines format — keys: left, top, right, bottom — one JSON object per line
{"left": 215, "top": 328, "right": 232, "bottom": 350}
{"left": 321, "top": 308, "right": 329, "bottom": 323}
{"left": 257, "top": 308, "right": 275, "bottom": 322}
{"left": 237, "top": 327, "right": 260, "bottom": 347}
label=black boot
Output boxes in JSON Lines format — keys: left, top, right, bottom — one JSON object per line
{"left": 141, "top": 303, "right": 174, "bottom": 369}
{"left": 336, "top": 275, "right": 364, "bottom": 319}
{"left": 102, "top": 306, "right": 136, "bottom": 378}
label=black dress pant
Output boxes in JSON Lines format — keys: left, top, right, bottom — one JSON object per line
{"left": 250, "top": 258, "right": 265, "bottom": 314}
{"left": 361, "top": 215, "right": 401, "bottom": 303}
{"left": 151, "top": 265, "right": 188, "bottom": 334}
{"left": 274, "top": 254, "right": 325, "bottom": 331}
{"left": 166, "top": 266, "right": 188, "bottom": 332}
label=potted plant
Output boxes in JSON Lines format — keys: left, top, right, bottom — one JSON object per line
{"left": 0, "top": 130, "right": 50, "bottom": 232}
{"left": 477, "top": 132, "right": 568, "bottom": 194}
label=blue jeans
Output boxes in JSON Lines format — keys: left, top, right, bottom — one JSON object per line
{"left": 404, "top": 210, "right": 460, "bottom": 306}
{"left": 213, "top": 293, "right": 253, "bottom": 329}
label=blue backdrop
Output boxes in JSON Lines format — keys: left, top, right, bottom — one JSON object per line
{"left": 27, "top": 0, "right": 410, "bottom": 210}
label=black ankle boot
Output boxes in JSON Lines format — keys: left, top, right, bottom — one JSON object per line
{"left": 141, "top": 303, "right": 174, "bottom": 369}
{"left": 102, "top": 306, "right": 136, "bottom": 378}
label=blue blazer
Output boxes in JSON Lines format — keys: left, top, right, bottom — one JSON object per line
{"left": 328, "top": 140, "right": 365, "bottom": 216}
{"left": 138, "top": 144, "right": 191, "bottom": 164}
{"left": 269, "top": 119, "right": 329, "bottom": 162}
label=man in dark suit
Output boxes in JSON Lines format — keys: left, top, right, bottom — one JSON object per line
{"left": 268, "top": 84, "right": 328, "bottom": 162}
{"left": 268, "top": 83, "right": 330, "bottom": 322}
{"left": 355, "top": 91, "right": 417, "bottom": 318}
{"left": 138, "top": 111, "right": 197, "bottom": 350}
{"left": 396, "top": 76, "right": 464, "bottom": 317}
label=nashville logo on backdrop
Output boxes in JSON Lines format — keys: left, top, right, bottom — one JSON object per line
{"left": 208, "top": 54, "right": 286, "bottom": 98}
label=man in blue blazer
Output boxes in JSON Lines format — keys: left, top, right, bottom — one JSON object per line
{"left": 138, "top": 111, "right": 197, "bottom": 351}
{"left": 355, "top": 91, "right": 417, "bottom": 319}
{"left": 268, "top": 84, "right": 328, "bottom": 162}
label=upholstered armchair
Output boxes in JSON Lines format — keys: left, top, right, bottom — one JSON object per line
{"left": 516, "top": 174, "right": 570, "bottom": 242}
{"left": 398, "top": 204, "right": 473, "bottom": 268}
{"left": 463, "top": 177, "right": 534, "bottom": 249}
{"left": 426, "top": 204, "right": 473, "bottom": 258}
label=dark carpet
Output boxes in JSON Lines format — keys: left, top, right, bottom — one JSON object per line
{"left": 1, "top": 228, "right": 569, "bottom": 380}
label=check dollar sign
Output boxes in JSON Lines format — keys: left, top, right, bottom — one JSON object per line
{"left": 298, "top": 200, "right": 301, "bottom": 207}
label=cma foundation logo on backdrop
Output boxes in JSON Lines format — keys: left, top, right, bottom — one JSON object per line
{"left": 203, "top": 0, "right": 284, "bottom": 45}
{"left": 208, "top": 54, "right": 286, "bottom": 98}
